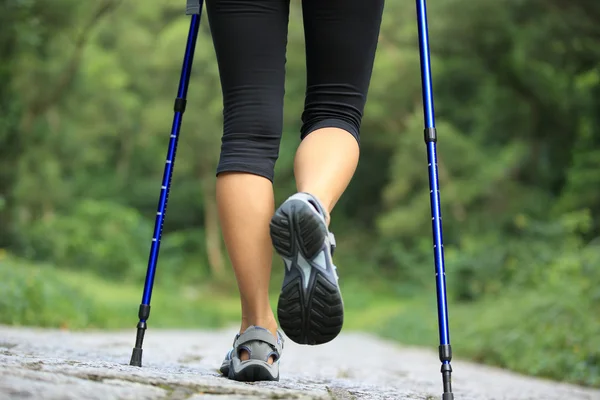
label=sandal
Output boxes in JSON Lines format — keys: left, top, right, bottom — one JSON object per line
{"left": 219, "top": 326, "right": 284, "bottom": 382}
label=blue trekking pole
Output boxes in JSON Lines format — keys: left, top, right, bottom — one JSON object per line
{"left": 130, "top": 0, "right": 203, "bottom": 367}
{"left": 415, "top": 1, "right": 454, "bottom": 399}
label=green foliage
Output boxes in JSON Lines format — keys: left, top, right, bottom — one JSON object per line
{"left": 24, "top": 200, "right": 151, "bottom": 280}
{"left": 1, "top": 0, "right": 599, "bottom": 388}
{"left": 0, "top": 256, "right": 102, "bottom": 328}
{"left": 380, "top": 211, "right": 600, "bottom": 386}
{"left": 158, "top": 228, "right": 214, "bottom": 285}
{"left": 459, "top": 290, "right": 600, "bottom": 387}
{"left": 0, "top": 255, "right": 242, "bottom": 330}
{"left": 447, "top": 210, "right": 595, "bottom": 302}
{"left": 380, "top": 287, "right": 600, "bottom": 387}
{"left": 22, "top": 199, "right": 212, "bottom": 283}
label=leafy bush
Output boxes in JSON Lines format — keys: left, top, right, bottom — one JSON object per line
{"left": 0, "top": 256, "right": 103, "bottom": 328}
{"left": 158, "top": 228, "right": 213, "bottom": 285}
{"left": 0, "top": 254, "right": 242, "bottom": 330}
{"left": 446, "top": 210, "right": 595, "bottom": 302}
{"left": 380, "top": 210, "right": 600, "bottom": 387}
{"left": 458, "top": 289, "right": 600, "bottom": 387}
{"left": 23, "top": 199, "right": 151, "bottom": 280}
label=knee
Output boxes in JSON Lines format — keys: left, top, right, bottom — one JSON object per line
{"left": 300, "top": 84, "right": 365, "bottom": 144}
{"left": 217, "top": 96, "right": 283, "bottom": 182}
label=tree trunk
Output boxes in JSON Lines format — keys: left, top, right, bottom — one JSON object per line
{"left": 200, "top": 174, "right": 226, "bottom": 278}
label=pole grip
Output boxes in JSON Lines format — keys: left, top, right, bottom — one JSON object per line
{"left": 186, "top": 0, "right": 202, "bottom": 15}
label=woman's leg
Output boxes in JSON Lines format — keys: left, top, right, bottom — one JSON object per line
{"left": 270, "top": 0, "right": 384, "bottom": 345}
{"left": 297, "top": 0, "right": 385, "bottom": 214}
{"left": 206, "top": 0, "right": 290, "bottom": 343}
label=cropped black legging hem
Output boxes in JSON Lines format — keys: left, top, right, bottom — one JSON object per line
{"left": 215, "top": 119, "right": 361, "bottom": 183}
{"left": 301, "top": 118, "right": 360, "bottom": 146}
{"left": 207, "top": 0, "right": 384, "bottom": 182}
{"left": 216, "top": 162, "right": 276, "bottom": 182}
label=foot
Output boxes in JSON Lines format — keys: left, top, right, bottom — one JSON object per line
{"left": 219, "top": 326, "right": 284, "bottom": 382}
{"left": 269, "top": 192, "right": 344, "bottom": 345}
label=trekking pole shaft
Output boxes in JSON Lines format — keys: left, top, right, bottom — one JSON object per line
{"left": 141, "top": 14, "right": 200, "bottom": 307}
{"left": 417, "top": 8, "right": 435, "bottom": 129}
{"left": 415, "top": 0, "right": 454, "bottom": 398}
{"left": 130, "top": 8, "right": 202, "bottom": 367}
{"left": 426, "top": 142, "right": 450, "bottom": 343}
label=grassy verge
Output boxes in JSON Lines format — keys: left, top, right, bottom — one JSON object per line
{"left": 0, "top": 255, "right": 402, "bottom": 332}
{"left": 376, "top": 291, "right": 600, "bottom": 388}
{"left": 0, "top": 256, "right": 240, "bottom": 330}
{"left": 2, "top": 256, "right": 598, "bottom": 388}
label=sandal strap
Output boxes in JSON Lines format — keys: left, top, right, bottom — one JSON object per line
{"left": 234, "top": 326, "right": 282, "bottom": 353}
{"left": 230, "top": 327, "right": 284, "bottom": 362}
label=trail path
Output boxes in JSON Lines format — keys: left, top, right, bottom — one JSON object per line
{"left": 0, "top": 326, "right": 598, "bottom": 399}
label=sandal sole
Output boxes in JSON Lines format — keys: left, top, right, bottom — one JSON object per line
{"left": 228, "top": 361, "right": 279, "bottom": 382}
{"left": 270, "top": 199, "right": 344, "bottom": 345}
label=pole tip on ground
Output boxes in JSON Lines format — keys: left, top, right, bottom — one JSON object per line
{"left": 130, "top": 348, "right": 143, "bottom": 367}
{"left": 442, "top": 393, "right": 454, "bottom": 400}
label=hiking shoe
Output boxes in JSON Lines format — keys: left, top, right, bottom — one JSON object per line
{"left": 269, "top": 192, "right": 343, "bottom": 345}
{"left": 219, "top": 326, "right": 284, "bottom": 382}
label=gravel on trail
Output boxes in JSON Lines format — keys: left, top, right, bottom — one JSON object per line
{"left": 0, "top": 326, "right": 598, "bottom": 400}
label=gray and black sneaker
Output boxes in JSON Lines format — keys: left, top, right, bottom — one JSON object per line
{"left": 269, "top": 192, "right": 343, "bottom": 345}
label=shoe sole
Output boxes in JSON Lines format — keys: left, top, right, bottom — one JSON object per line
{"left": 270, "top": 199, "right": 344, "bottom": 345}
{"left": 226, "top": 361, "right": 279, "bottom": 382}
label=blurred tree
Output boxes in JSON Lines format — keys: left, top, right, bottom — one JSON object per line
{"left": 0, "top": 0, "right": 598, "bottom": 284}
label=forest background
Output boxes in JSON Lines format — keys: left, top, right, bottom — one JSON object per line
{"left": 1, "top": 0, "right": 599, "bottom": 388}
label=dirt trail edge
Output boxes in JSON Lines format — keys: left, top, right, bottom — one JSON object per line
{"left": 0, "top": 326, "right": 598, "bottom": 400}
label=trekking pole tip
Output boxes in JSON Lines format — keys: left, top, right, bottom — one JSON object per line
{"left": 130, "top": 306, "right": 149, "bottom": 367}
{"left": 442, "top": 393, "right": 454, "bottom": 400}
{"left": 130, "top": 347, "right": 143, "bottom": 367}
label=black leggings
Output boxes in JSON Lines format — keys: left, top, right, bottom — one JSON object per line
{"left": 206, "top": 0, "right": 385, "bottom": 182}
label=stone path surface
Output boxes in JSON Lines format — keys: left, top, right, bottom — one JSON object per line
{"left": 0, "top": 326, "right": 598, "bottom": 400}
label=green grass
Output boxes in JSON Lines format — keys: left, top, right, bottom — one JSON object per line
{"left": 0, "top": 255, "right": 406, "bottom": 332}
{"left": 377, "top": 290, "right": 600, "bottom": 388}
{"left": 2, "top": 255, "right": 598, "bottom": 388}
{"left": 0, "top": 256, "right": 240, "bottom": 330}
{"left": 60, "top": 267, "right": 243, "bottom": 329}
